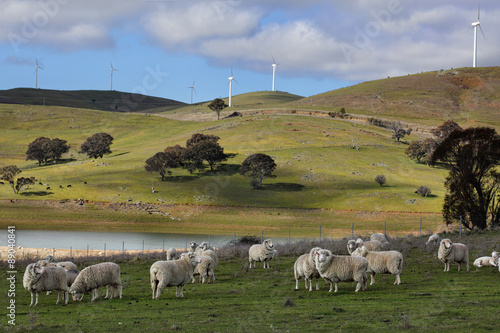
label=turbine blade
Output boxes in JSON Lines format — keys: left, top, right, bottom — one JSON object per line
{"left": 478, "top": 4, "right": 480, "bottom": 20}
{"left": 233, "top": 78, "right": 239, "bottom": 85}
{"left": 479, "top": 24, "right": 485, "bottom": 39}
{"left": 272, "top": 55, "right": 276, "bottom": 64}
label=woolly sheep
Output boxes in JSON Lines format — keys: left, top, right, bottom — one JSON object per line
{"left": 189, "top": 241, "right": 198, "bottom": 253}
{"left": 294, "top": 247, "right": 321, "bottom": 291}
{"left": 166, "top": 248, "right": 178, "bottom": 261}
{"left": 426, "top": 234, "right": 440, "bottom": 246}
{"left": 23, "top": 263, "right": 69, "bottom": 306}
{"left": 202, "top": 249, "right": 219, "bottom": 268}
{"left": 370, "top": 233, "right": 390, "bottom": 250}
{"left": 191, "top": 254, "right": 215, "bottom": 284}
{"left": 473, "top": 251, "right": 499, "bottom": 268}
{"left": 315, "top": 248, "right": 368, "bottom": 293}
{"left": 351, "top": 246, "right": 403, "bottom": 285}
{"left": 70, "top": 262, "right": 122, "bottom": 302}
{"left": 347, "top": 239, "right": 383, "bottom": 254}
{"left": 56, "top": 262, "right": 78, "bottom": 271}
{"left": 150, "top": 252, "right": 201, "bottom": 299}
{"left": 438, "top": 239, "right": 469, "bottom": 272}
{"left": 248, "top": 239, "right": 275, "bottom": 269}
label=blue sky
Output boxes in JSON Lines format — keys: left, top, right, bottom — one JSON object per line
{"left": 1, "top": 0, "right": 499, "bottom": 104}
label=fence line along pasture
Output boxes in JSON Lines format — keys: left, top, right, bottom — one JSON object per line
{"left": 4, "top": 216, "right": 457, "bottom": 262}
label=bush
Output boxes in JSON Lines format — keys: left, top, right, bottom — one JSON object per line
{"left": 416, "top": 185, "right": 431, "bottom": 197}
{"left": 375, "top": 175, "right": 386, "bottom": 186}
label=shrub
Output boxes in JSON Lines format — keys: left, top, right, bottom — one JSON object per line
{"left": 375, "top": 175, "right": 386, "bottom": 186}
{"left": 416, "top": 185, "right": 431, "bottom": 197}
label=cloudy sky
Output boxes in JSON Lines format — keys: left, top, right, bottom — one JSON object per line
{"left": 1, "top": 0, "right": 499, "bottom": 103}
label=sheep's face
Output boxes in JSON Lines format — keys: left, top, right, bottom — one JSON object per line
{"left": 442, "top": 239, "right": 452, "bottom": 249}
{"left": 316, "top": 250, "right": 331, "bottom": 263}
{"left": 492, "top": 251, "right": 499, "bottom": 259}
{"left": 356, "top": 238, "right": 364, "bottom": 245}
{"left": 32, "top": 263, "right": 44, "bottom": 275}
{"left": 264, "top": 240, "right": 274, "bottom": 250}
{"left": 187, "top": 252, "right": 202, "bottom": 266}
{"left": 347, "top": 240, "right": 357, "bottom": 251}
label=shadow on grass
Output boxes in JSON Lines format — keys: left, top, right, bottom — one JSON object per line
{"left": 261, "top": 183, "right": 305, "bottom": 192}
{"left": 164, "top": 175, "right": 201, "bottom": 182}
{"left": 20, "top": 191, "right": 53, "bottom": 196}
{"left": 199, "top": 164, "right": 240, "bottom": 177}
{"left": 110, "top": 152, "right": 130, "bottom": 158}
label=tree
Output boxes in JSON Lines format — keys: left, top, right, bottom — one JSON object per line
{"left": 186, "top": 133, "right": 220, "bottom": 149}
{"left": 416, "top": 185, "right": 432, "bottom": 197}
{"left": 240, "top": 153, "right": 277, "bottom": 189}
{"left": 26, "top": 137, "right": 50, "bottom": 166}
{"left": 390, "top": 122, "right": 412, "bottom": 142}
{"left": 207, "top": 98, "right": 228, "bottom": 120}
{"left": 405, "top": 138, "right": 437, "bottom": 164}
{"left": 375, "top": 175, "right": 386, "bottom": 187}
{"left": 0, "top": 165, "right": 35, "bottom": 194}
{"left": 145, "top": 151, "right": 179, "bottom": 181}
{"left": 44, "top": 138, "right": 70, "bottom": 163}
{"left": 430, "top": 127, "right": 500, "bottom": 230}
{"left": 189, "top": 140, "right": 227, "bottom": 171}
{"left": 164, "top": 145, "right": 186, "bottom": 165}
{"left": 79, "top": 133, "right": 114, "bottom": 159}
{"left": 431, "top": 120, "right": 462, "bottom": 141}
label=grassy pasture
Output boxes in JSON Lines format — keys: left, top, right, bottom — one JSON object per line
{"left": 2, "top": 231, "right": 499, "bottom": 332}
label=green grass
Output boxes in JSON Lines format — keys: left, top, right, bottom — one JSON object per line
{"left": 2, "top": 232, "right": 499, "bottom": 332}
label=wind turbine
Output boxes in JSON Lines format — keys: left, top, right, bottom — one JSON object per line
{"left": 34, "top": 58, "right": 43, "bottom": 89}
{"left": 227, "top": 68, "right": 238, "bottom": 107}
{"left": 110, "top": 61, "right": 118, "bottom": 90}
{"left": 271, "top": 56, "right": 279, "bottom": 91}
{"left": 188, "top": 80, "right": 196, "bottom": 104}
{"left": 471, "top": 5, "right": 485, "bottom": 68}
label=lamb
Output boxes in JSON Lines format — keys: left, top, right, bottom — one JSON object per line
{"left": 315, "top": 248, "right": 368, "bottom": 293}
{"left": 438, "top": 239, "right": 469, "bottom": 272}
{"left": 166, "top": 248, "right": 178, "bottom": 261}
{"left": 473, "top": 251, "right": 499, "bottom": 268}
{"left": 23, "top": 263, "right": 69, "bottom": 306}
{"left": 426, "top": 234, "right": 440, "bottom": 246}
{"left": 347, "top": 239, "right": 383, "bottom": 254}
{"left": 150, "top": 252, "right": 201, "bottom": 299}
{"left": 191, "top": 253, "right": 215, "bottom": 284}
{"left": 351, "top": 246, "right": 403, "bottom": 285}
{"left": 294, "top": 247, "right": 322, "bottom": 291}
{"left": 69, "top": 262, "right": 122, "bottom": 302}
{"left": 248, "top": 239, "right": 275, "bottom": 269}
{"left": 38, "top": 255, "right": 77, "bottom": 271}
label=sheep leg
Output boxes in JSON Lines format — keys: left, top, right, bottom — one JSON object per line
{"left": 117, "top": 285, "right": 122, "bottom": 299}
{"left": 334, "top": 283, "right": 338, "bottom": 293}
{"left": 457, "top": 263, "right": 461, "bottom": 271}
{"left": 56, "top": 290, "right": 61, "bottom": 304}
{"left": 29, "top": 292, "right": 34, "bottom": 306}
{"left": 176, "top": 286, "right": 184, "bottom": 297}
{"left": 64, "top": 291, "right": 69, "bottom": 304}
{"left": 370, "top": 273, "right": 376, "bottom": 286}
{"left": 355, "top": 282, "right": 362, "bottom": 292}
{"left": 394, "top": 274, "right": 401, "bottom": 285}
{"left": 34, "top": 292, "right": 39, "bottom": 306}
{"left": 315, "top": 278, "right": 319, "bottom": 291}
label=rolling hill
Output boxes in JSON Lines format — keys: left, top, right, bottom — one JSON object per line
{"left": 0, "top": 88, "right": 186, "bottom": 112}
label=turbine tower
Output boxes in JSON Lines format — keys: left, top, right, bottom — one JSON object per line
{"left": 271, "top": 56, "right": 279, "bottom": 91}
{"left": 228, "top": 68, "right": 238, "bottom": 107}
{"left": 34, "top": 58, "right": 43, "bottom": 89}
{"left": 471, "top": 5, "right": 484, "bottom": 68}
{"left": 110, "top": 61, "right": 118, "bottom": 91}
{"left": 188, "top": 80, "right": 196, "bottom": 104}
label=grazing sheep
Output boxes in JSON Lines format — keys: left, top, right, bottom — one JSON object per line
{"left": 438, "top": 239, "right": 469, "bottom": 272}
{"left": 150, "top": 252, "right": 201, "bottom": 299}
{"left": 23, "top": 263, "right": 69, "bottom": 306}
{"left": 370, "top": 233, "right": 390, "bottom": 250}
{"left": 248, "top": 239, "right": 275, "bottom": 269}
{"left": 38, "top": 256, "right": 77, "bottom": 271}
{"left": 351, "top": 246, "right": 403, "bottom": 285}
{"left": 473, "top": 251, "right": 499, "bottom": 268}
{"left": 70, "top": 262, "right": 122, "bottom": 302}
{"left": 189, "top": 241, "right": 198, "bottom": 253}
{"left": 191, "top": 254, "right": 215, "bottom": 284}
{"left": 426, "top": 234, "right": 440, "bottom": 246}
{"left": 294, "top": 247, "right": 321, "bottom": 291}
{"left": 166, "top": 248, "right": 178, "bottom": 261}
{"left": 202, "top": 249, "right": 219, "bottom": 268}
{"left": 347, "top": 239, "right": 383, "bottom": 254}
{"left": 315, "top": 249, "right": 368, "bottom": 293}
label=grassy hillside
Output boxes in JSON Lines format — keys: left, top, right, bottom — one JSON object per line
{"left": 294, "top": 67, "right": 500, "bottom": 130}
{"left": 2, "top": 232, "right": 499, "bottom": 332}
{"left": 0, "top": 88, "right": 186, "bottom": 113}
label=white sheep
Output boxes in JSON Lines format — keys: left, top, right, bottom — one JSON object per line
{"left": 189, "top": 241, "right": 198, "bottom": 253}
{"left": 191, "top": 254, "right": 215, "bottom": 284}
{"left": 351, "top": 246, "right": 403, "bottom": 285}
{"left": 426, "top": 234, "right": 440, "bottom": 246}
{"left": 23, "top": 263, "right": 69, "bottom": 306}
{"left": 315, "top": 248, "right": 368, "bottom": 293}
{"left": 370, "top": 233, "right": 390, "bottom": 250}
{"left": 473, "top": 251, "right": 499, "bottom": 268}
{"left": 248, "top": 239, "right": 275, "bottom": 269}
{"left": 69, "top": 262, "right": 122, "bottom": 302}
{"left": 202, "top": 249, "right": 219, "bottom": 268}
{"left": 438, "top": 239, "right": 469, "bottom": 272}
{"left": 56, "top": 262, "right": 78, "bottom": 270}
{"left": 150, "top": 252, "right": 201, "bottom": 299}
{"left": 347, "top": 239, "right": 383, "bottom": 254}
{"left": 166, "top": 248, "right": 178, "bottom": 261}
{"left": 294, "top": 247, "right": 321, "bottom": 291}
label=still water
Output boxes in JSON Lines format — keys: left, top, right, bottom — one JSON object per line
{"left": 1, "top": 230, "right": 298, "bottom": 251}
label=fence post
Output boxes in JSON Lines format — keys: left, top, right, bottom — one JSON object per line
{"left": 104, "top": 243, "right": 106, "bottom": 257}
{"left": 87, "top": 245, "right": 89, "bottom": 258}
{"left": 162, "top": 239, "right": 165, "bottom": 253}
{"left": 319, "top": 225, "right": 321, "bottom": 242}
{"left": 209, "top": 234, "right": 211, "bottom": 244}
{"left": 384, "top": 221, "right": 387, "bottom": 237}
{"left": 122, "top": 241, "right": 125, "bottom": 255}
{"left": 36, "top": 249, "right": 39, "bottom": 261}
{"left": 142, "top": 240, "right": 145, "bottom": 254}
{"left": 185, "top": 237, "right": 188, "bottom": 251}
{"left": 261, "top": 230, "right": 264, "bottom": 243}
{"left": 351, "top": 223, "right": 354, "bottom": 239}
{"left": 52, "top": 248, "right": 55, "bottom": 257}
{"left": 288, "top": 228, "right": 291, "bottom": 245}
{"left": 70, "top": 246, "right": 72, "bottom": 259}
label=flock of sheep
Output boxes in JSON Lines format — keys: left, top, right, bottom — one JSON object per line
{"left": 22, "top": 234, "right": 499, "bottom": 306}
